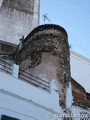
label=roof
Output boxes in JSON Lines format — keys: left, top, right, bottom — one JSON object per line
{"left": 70, "top": 50, "right": 90, "bottom": 65}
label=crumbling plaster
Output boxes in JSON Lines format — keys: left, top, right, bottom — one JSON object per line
{"left": 15, "top": 24, "right": 71, "bottom": 113}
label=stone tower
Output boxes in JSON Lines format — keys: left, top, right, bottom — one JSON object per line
{"left": 0, "top": 0, "right": 40, "bottom": 44}
{"left": 15, "top": 24, "right": 72, "bottom": 114}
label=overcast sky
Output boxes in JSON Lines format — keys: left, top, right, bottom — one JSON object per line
{"left": 40, "top": 0, "right": 90, "bottom": 59}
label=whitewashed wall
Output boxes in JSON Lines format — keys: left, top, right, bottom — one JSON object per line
{"left": 0, "top": 0, "right": 39, "bottom": 44}
{"left": 70, "top": 50, "right": 90, "bottom": 93}
{"left": 0, "top": 70, "right": 64, "bottom": 120}
{"left": 72, "top": 106, "right": 90, "bottom": 120}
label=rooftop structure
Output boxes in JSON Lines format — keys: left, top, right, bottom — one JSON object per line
{"left": 0, "top": 0, "right": 40, "bottom": 44}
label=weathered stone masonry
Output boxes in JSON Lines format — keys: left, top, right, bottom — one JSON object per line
{"left": 0, "top": 0, "right": 39, "bottom": 44}
{"left": 15, "top": 24, "right": 71, "bottom": 111}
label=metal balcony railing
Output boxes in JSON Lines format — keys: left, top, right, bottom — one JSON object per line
{"left": 0, "top": 58, "right": 12, "bottom": 74}
{"left": 0, "top": 58, "right": 51, "bottom": 92}
{"left": 19, "top": 69, "right": 51, "bottom": 92}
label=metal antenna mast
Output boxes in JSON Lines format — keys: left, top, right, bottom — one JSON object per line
{"left": 43, "top": 13, "right": 50, "bottom": 24}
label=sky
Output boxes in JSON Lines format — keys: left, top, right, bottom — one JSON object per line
{"left": 40, "top": 0, "right": 90, "bottom": 59}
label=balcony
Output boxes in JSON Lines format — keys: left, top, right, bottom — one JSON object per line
{"left": 0, "top": 58, "right": 50, "bottom": 92}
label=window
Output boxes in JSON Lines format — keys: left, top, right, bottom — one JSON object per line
{"left": 1, "top": 115, "right": 19, "bottom": 120}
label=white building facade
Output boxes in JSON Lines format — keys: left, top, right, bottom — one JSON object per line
{"left": 70, "top": 50, "right": 90, "bottom": 93}
{"left": 0, "top": 50, "right": 90, "bottom": 120}
{"left": 0, "top": 64, "right": 61, "bottom": 120}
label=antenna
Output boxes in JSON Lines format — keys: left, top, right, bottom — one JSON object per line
{"left": 43, "top": 13, "right": 50, "bottom": 24}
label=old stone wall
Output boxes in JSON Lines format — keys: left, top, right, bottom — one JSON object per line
{"left": 0, "top": 0, "right": 39, "bottom": 44}
{"left": 0, "top": 40, "right": 16, "bottom": 59}
{"left": 15, "top": 24, "right": 71, "bottom": 113}
{"left": 72, "top": 78, "right": 90, "bottom": 109}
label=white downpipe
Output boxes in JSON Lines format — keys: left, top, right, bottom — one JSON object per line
{"left": 12, "top": 64, "right": 19, "bottom": 78}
